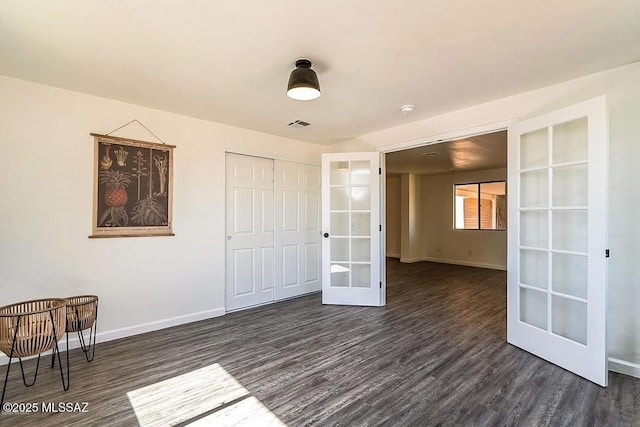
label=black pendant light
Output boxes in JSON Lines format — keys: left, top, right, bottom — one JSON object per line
{"left": 287, "top": 59, "right": 321, "bottom": 101}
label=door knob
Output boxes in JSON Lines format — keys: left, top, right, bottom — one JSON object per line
{"left": 323, "top": 233, "right": 329, "bottom": 238}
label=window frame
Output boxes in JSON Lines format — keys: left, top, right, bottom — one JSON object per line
{"left": 453, "top": 179, "right": 506, "bottom": 231}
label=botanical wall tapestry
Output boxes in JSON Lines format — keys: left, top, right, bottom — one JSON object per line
{"left": 91, "top": 133, "right": 174, "bottom": 238}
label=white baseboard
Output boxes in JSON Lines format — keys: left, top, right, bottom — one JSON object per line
{"left": 400, "top": 257, "right": 423, "bottom": 263}
{"left": 405, "top": 256, "right": 506, "bottom": 271}
{"left": 386, "top": 253, "right": 401, "bottom": 258}
{"left": 0, "top": 307, "right": 225, "bottom": 366}
{"left": 609, "top": 357, "right": 640, "bottom": 379}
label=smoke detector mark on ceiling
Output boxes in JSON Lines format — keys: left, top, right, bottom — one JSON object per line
{"left": 288, "top": 120, "right": 311, "bottom": 128}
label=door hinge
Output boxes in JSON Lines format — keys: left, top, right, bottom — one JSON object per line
{"left": 379, "top": 281, "right": 382, "bottom": 289}
{"left": 605, "top": 249, "right": 610, "bottom": 258}
{"left": 379, "top": 167, "right": 382, "bottom": 175}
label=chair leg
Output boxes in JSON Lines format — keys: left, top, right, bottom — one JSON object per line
{"left": 87, "top": 320, "right": 97, "bottom": 362}
{"left": 50, "top": 346, "right": 56, "bottom": 369}
{"left": 77, "top": 303, "right": 98, "bottom": 362}
{"left": 78, "top": 321, "right": 98, "bottom": 363}
{"left": 1, "top": 316, "right": 20, "bottom": 411}
{"left": 49, "top": 311, "right": 70, "bottom": 391}
{"left": 18, "top": 354, "right": 41, "bottom": 387}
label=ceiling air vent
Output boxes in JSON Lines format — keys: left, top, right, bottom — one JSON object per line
{"left": 288, "top": 120, "right": 311, "bottom": 128}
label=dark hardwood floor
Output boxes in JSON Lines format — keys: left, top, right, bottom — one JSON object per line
{"left": 1, "top": 259, "right": 639, "bottom": 426}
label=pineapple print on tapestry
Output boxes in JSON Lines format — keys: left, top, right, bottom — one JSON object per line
{"left": 92, "top": 135, "right": 174, "bottom": 237}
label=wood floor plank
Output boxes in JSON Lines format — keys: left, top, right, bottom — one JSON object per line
{"left": 1, "top": 259, "right": 638, "bottom": 426}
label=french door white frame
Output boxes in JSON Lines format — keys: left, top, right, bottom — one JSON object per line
{"left": 507, "top": 97, "right": 608, "bottom": 386}
{"left": 321, "top": 152, "right": 384, "bottom": 306}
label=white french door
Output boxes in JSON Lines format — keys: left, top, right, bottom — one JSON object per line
{"left": 321, "top": 152, "right": 383, "bottom": 306}
{"left": 507, "top": 97, "right": 608, "bottom": 386}
{"left": 225, "top": 154, "right": 274, "bottom": 311}
{"left": 274, "top": 160, "right": 322, "bottom": 300}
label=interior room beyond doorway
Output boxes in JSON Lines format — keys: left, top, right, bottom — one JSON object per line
{"left": 385, "top": 130, "right": 508, "bottom": 271}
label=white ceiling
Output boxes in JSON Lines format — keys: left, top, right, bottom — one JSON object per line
{"left": 1, "top": 1, "right": 639, "bottom": 144}
{"left": 385, "top": 131, "right": 507, "bottom": 175}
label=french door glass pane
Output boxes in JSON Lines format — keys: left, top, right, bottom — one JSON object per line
{"left": 350, "top": 161, "right": 371, "bottom": 185}
{"left": 351, "top": 212, "right": 370, "bottom": 236}
{"left": 520, "top": 170, "right": 548, "bottom": 208}
{"left": 520, "top": 128, "right": 548, "bottom": 169}
{"left": 330, "top": 263, "right": 349, "bottom": 287}
{"left": 551, "top": 253, "right": 587, "bottom": 299}
{"left": 552, "top": 164, "right": 588, "bottom": 207}
{"left": 520, "top": 211, "right": 548, "bottom": 248}
{"left": 330, "top": 238, "right": 349, "bottom": 262}
{"left": 351, "top": 187, "right": 370, "bottom": 210}
{"left": 331, "top": 212, "right": 349, "bottom": 236}
{"left": 520, "top": 249, "right": 548, "bottom": 289}
{"left": 552, "top": 210, "right": 588, "bottom": 253}
{"left": 520, "top": 287, "right": 548, "bottom": 330}
{"left": 352, "top": 264, "right": 371, "bottom": 288}
{"left": 351, "top": 238, "right": 371, "bottom": 262}
{"left": 330, "top": 187, "right": 349, "bottom": 210}
{"left": 330, "top": 161, "right": 350, "bottom": 185}
{"left": 552, "top": 296, "right": 587, "bottom": 345}
{"left": 552, "top": 118, "right": 588, "bottom": 164}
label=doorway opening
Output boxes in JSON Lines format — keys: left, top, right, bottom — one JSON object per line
{"left": 382, "top": 129, "right": 508, "bottom": 358}
{"left": 382, "top": 130, "right": 508, "bottom": 326}
{"left": 384, "top": 130, "right": 508, "bottom": 274}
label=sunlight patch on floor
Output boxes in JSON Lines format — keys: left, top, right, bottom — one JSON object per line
{"left": 127, "top": 363, "right": 286, "bottom": 426}
{"left": 187, "top": 396, "right": 286, "bottom": 426}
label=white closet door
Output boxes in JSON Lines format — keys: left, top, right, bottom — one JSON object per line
{"left": 225, "top": 153, "right": 274, "bottom": 311}
{"left": 274, "top": 160, "right": 321, "bottom": 300}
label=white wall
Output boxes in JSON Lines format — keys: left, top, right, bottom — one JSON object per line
{"left": 387, "top": 169, "right": 506, "bottom": 269}
{"left": 418, "top": 168, "right": 507, "bottom": 270}
{"left": 332, "top": 62, "right": 640, "bottom": 373}
{"left": 385, "top": 176, "right": 401, "bottom": 257}
{"left": 0, "top": 75, "right": 324, "bottom": 361}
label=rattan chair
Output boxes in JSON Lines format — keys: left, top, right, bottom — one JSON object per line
{"left": 51, "top": 295, "right": 98, "bottom": 366}
{"left": 0, "top": 298, "right": 70, "bottom": 410}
